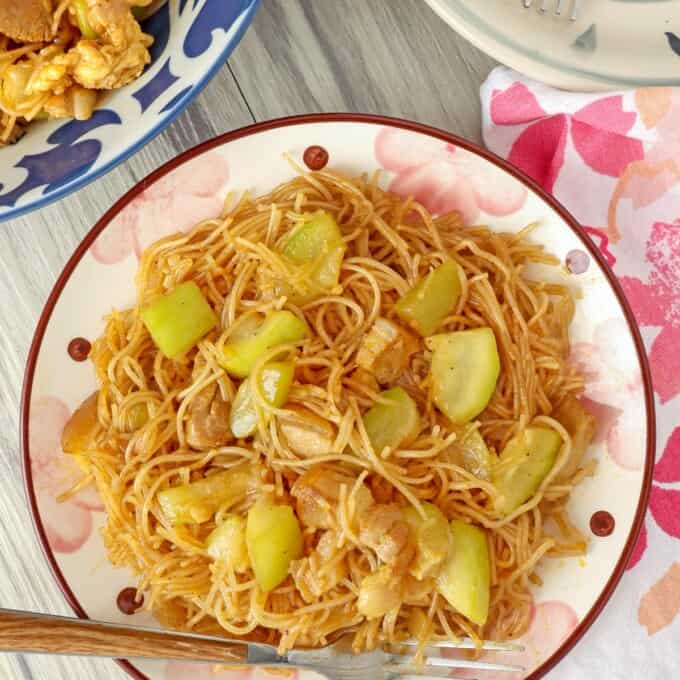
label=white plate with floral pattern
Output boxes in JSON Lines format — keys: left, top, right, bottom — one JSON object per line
{"left": 21, "top": 115, "right": 654, "bottom": 680}
{"left": 425, "top": 0, "right": 680, "bottom": 91}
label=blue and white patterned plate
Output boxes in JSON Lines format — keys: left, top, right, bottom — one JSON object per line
{"left": 425, "top": 0, "right": 680, "bottom": 91}
{"left": 0, "top": 0, "right": 259, "bottom": 222}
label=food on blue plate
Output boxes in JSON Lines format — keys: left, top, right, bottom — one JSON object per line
{"left": 0, "top": 0, "right": 153, "bottom": 145}
{"left": 60, "top": 165, "right": 595, "bottom": 652}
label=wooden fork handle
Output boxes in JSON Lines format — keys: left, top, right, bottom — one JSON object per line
{"left": 0, "top": 608, "right": 249, "bottom": 663}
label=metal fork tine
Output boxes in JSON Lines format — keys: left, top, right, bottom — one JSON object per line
{"left": 392, "top": 638, "right": 524, "bottom": 652}
{"left": 386, "top": 657, "right": 525, "bottom": 673}
{"left": 520, "top": 0, "right": 580, "bottom": 19}
{"left": 571, "top": 0, "right": 580, "bottom": 20}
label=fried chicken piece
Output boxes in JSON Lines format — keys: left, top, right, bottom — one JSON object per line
{"left": 0, "top": 0, "right": 53, "bottom": 43}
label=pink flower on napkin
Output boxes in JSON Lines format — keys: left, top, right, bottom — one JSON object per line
{"left": 649, "top": 427, "right": 680, "bottom": 540}
{"left": 29, "top": 396, "right": 103, "bottom": 554}
{"left": 91, "top": 152, "right": 230, "bottom": 264}
{"left": 374, "top": 127, "right": 527, "bottom": 223}
{"left": 490, "top": 83, "right": 644, "bottom": 192}
{"left": 619, "top": 219, "right": 680, "bottom": 404}
{"left": 628, "top": 428, "right": 680, "bottom": 571}
{"left": 639, "top": 562, "right": 680, "bottom": 636}
{"left": 606, "top": 90, "right": 680, "bottom": 245}
{"left": 583, "top": 226, "right": 616, "bottom": 267}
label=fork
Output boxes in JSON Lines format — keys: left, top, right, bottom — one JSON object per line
{"left": 521, "top": 0, "right": 581, "bottom": 21}
{"left": 0, "top": 608, "right": 524, "bottom": 677}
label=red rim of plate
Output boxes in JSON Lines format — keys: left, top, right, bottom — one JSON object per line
{"left": 20, "top": 113, "right": 656, "bottom": 680}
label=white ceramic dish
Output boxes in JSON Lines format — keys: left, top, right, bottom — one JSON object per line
{"left": 425, "top": 0, "right": 680, "bottom": 90}
{"left": 21, "top": 115, "right": 654, "bottom": 680}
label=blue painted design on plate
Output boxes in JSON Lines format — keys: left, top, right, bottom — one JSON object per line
{"left": 132, "top": 59, "right": 180, "bottom": 113}
{"left": 160, "top": 85, "right": 193, "bottom": 114}
{"left": 184, "top": 0, "right": 247, "bottom": 58}
{"left": 572, "top": 24, "right": 597, "bottom": 52}
{"left": 0, "top": 110, "right": 120, "bottom": 207}
{"left": 665, "top": 32, "right": 680, "bottom": 57}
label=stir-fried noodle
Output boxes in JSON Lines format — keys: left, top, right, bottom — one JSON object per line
{"left": 63, "top": 165, "right": 595, "bottom": 654}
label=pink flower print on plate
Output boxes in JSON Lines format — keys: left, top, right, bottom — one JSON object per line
{"left": 92, "top": 152, "right": 230, "bottom": 264}
{"left": 374, "top": 127, "right": 527, "bottom": 223}
{"left": 449, "top": 601, "right": 578, "bottom": 680}
{"left": 29, "top": 395, "right": 103, "bottom": 553}
{"left": 620, "top": 219, "right": 680, "bottom": 404}
{"left": 569, "top": 318, "right": 645, "bottom": 471}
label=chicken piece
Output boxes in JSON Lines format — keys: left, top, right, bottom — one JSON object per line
{"left": 292, "top": 530, "right": 348, "bottom": 603}
{"left": 186, "top": 382, "right": 232, "bottom": 450}
{"left": 42, "top": 85, "right": 98, "bottom": 120}
{"left": 357, "top": 566, "right": 401, "bottom": 618}
{"left": 1, "top": 62, "right": 45, "bottom": 120}
{"left": 71, "top": 0, "right": 152, "bottom": 89}
{"left": 278, "top": 405, "right": 336, "bottom": 457}
{"left": 62, "top": 391, "right": 100, "bottom": 454}
{"left": 0, "top": 0, "right": 53, "bottom": 43}
{"left": 359, "top": 503, "right": 414, "bottom": 571}
{"left": 349, "top": 367, "right": 379, "bottom": 395}
{"left": 356, "top": 318, "right": 420, "bottom": 385}
{"left": 28, "top": 0, "right": 152, "bottom": 95}
{"left": 402, "top": 574, "right": 434, "bottom": 605}
{"left": 291, "top": 465, "right": 374, "bottom": 530}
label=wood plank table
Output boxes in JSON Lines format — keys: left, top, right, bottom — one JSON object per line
{"left": 0, "top": 1, "right": 499, "bottom": 677}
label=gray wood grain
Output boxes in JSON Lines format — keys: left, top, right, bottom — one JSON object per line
{"left": 229, "top": 0, "right": 496, "bottom": 141}
{"left": 0, "top": 1, "right": 495, "bottom": 678}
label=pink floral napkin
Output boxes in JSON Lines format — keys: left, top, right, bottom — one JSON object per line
{"left": 481, "top": 66, "right": 680, "bottom": 678}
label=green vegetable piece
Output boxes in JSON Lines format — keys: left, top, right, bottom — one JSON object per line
{"left": 158, "top": 464, "right": 257, "bottom": 525}
{"left": 246, "top": 499, "right": 303, "bottom": 592}
{"left": 230, "top": 361, "right": 295, "bottom": 438}
{"left": 281, "top": 211, "right": 346, "bottom": 300}
{"left": 283, "top": 211, "right": 342, "bottom": 262}
{"left": 395, "top": 259, "right": 462, "bottom": 336}
{"left": 127, "top": 403, "right": 149, "bottom": 431}
{"left": 404, "top": 503, "right": 451, "bottom": 580}
{"left": 453, "top": 427, "right": 495, "bottom": 481}
{"left": 493, "top": 426, "right": 562, "bottom": 515}
{"left": 426, "top": 327, "right": 500, "bottom": 425}
{"left": 141, "top": 281, "right": 217, "bottom": 359}
{"left": 220, "top": 310, "right": 308, "bottom": 379}
{"left": 363, "top": 387, "right": 420, "bottom": 454}
{"left": 437, "top": 520, "right": 490, "bottom": 625}
{"left": 73, "top": 0, "right": 97, "bottom": 39}
{"left": 205, "top": 514, "right": 249, "bottom": 572}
